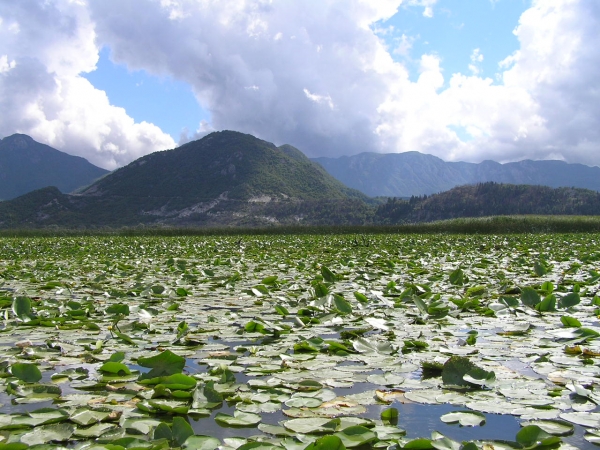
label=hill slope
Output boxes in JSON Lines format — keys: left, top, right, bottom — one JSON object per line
{"left": 82, "top": 130, "right": 365, "bottom": 202}
{"left": 0, "top": 134, "right": 109, "bottom": 200}
{"left": 313, "top": 152, "right": 600, "bottom": 197}
{"left": 0, "top": 131, "right": 372, "bottom": 227}
{"left": 375, "top": 182, "right": 600, "bottom": 223}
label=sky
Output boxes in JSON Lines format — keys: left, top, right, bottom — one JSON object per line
{"left": 0, "top": 0, "right": 599, "bottom": 170}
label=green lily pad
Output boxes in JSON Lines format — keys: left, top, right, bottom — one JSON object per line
{"left": 137, "top": 350, "right": 186, "bottom": 379}
{"left": 441, "top": 356, "right": 477, "bottom": 387}
{"left": 214, "top": 411, "right": 261, "bottom": 427}
{"left": 99, "top": 361, "right": 131, "bottom": 375}
{"left": 520, "top": 420, "right": 574, "bottom": 437}
{"left": 20, "top": 423, "right": 75, "bottom": 445}
{"left": 183, "top": 435, "right": 221, "bottom": 449}
{"left": 283, "top": 417, "right": 340, "bottom": 434}
{"left": 304, "top": 435, "right": 347, "bottom": 450}
{"left": 173, "top": 416, "right": 195, "bottom": 447}
{"left": 10, "top": 363, "right": 42, "bottom": 383}
{"left": 334, "top": 426, "right": 378, "bottom": 448}
{"left": 516, "top": 425, "right": 561, "bottom": 448}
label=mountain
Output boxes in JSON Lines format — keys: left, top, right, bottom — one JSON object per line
{"left": 0, "top": 134, "right": 109, "bottom": 200}
{"left": 0, "top": 131, "right": 372, "bottom": 228}
{"left": 312, "top": 152, "right": 600, "bottom": 197}
{"left": 375, "top": 182, "right": 600, "bottom": 224}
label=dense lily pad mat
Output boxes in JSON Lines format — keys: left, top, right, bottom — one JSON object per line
{"left": 0, "top": 234, "right": 599, "bottom": 449}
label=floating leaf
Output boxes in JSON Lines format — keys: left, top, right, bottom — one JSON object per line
{"left": 321, "top": 266, "right": 337, "bottom": 283}
{"left": 354, "top": 292, "right": 368, "bottom": 303}
{"left": 534, "top": 261, "right": 549, "bottom": 277}
{"left": 99, "top": 361, "right": 131, "bottom": 375}
{"left": 215, "top": 411, "right": 261, "bottom": 427}
{"left": 183, "top": 435, "right": 221, "bottom": 450}
{"left": 535, "top": 294, "right": 556, "bottom": 312}
{"left": 20, "top": 423, "right": 74, "bottom": 445}
{"left": 559, "top": 292, "right": 580, "bottom": 308}
{"left": 441, "top": 356, "right": 477, "bottom": 387}
{"left": 158, "top": 373, "right": 197, "bottom": 390}
{"left": 137, "top": 350, "right": 186, "bottom": 379}
{"left": 521, "top": 287, "right": 541, "bottom": 308}
{"left": 12, "top": 296, "right": 33, "bottom": 321}
{"left": 261, "top": 275, "right": 278, "bottom": 285}
{"left": 304, "top": 435, "right": 347, "bottom": 450}
{"left": 70, "top": 408, "right": 111, "bottom": 426}
{"left": 274, "top": 304, "right": 289, "bottom": 316}
{"left": 153, "top": 422, "right": 173, "bottom": 441}
{"left": 403, "top": 438, "right": 434, "bottom": 449}
{"left": 283, "top": 417, "right": 340, "bottom": 434}
{"left": 173, "top": 416, "right": 195, "bottom": 447}
{"left": 380, "top": 408, "right": 398, "bottom": 425}
{"left": 10, "top": 363, "right": 42, "bottom": 383}
{"left": 333, "top": 294, "right": 352, "bottom": 315}
{"left": 560, "top": 315, "right": 582, "bottom": 328}
{"left": 516, "top": 425, "right": 561, "bottom": 448}
{"left": 463, "top": 367, "right": 496, "bottom": 387}
{"left": 334, "top": 425, "right": 378, "bottom": 448}
{"left": 520, "top": 420, "right": 574, "bottom": 436}
{"left": 440, "top": 411, "right": 486, "bottom": 427}
{"left": 353, "top": 337, "right": 392, "bottom": 354}
{"left": 106, "top": 303, "right": 130, "bottom": 315}
{"left": 449, "top": 267, "right": 465, "bottom": 286}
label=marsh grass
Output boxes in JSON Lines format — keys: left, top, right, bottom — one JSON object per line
{"left": 1, "top": 215, "right": 600, "bottom": 237}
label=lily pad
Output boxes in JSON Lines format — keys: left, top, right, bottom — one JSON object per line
{"left": 440, "top": 411, "right": 486, "bottom": 427}
{"left": 215, "top": 411, "right": 262, "bottom": 428}
{"left": 10, "top": 363, "right": 42, "bottom": 383}
{"left": 137, "top": 350, "right": 186, "bottom": 379}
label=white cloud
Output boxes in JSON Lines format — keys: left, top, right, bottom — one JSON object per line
{"left": 468, "top": 48, "right": 483, "bottom": 75}
{"left": 303, "top": 89, "right": 335, "bottom": 110}
{"left": 404, "top": 0, "right": 438, "bottom": 18}
{"left": 1, "top": 0, "right": 600, "bottom": 170}
{"left": 0, "top": 0, "right": 175, "bottom": 169}
{"left": 376, "top": 0, "right": 600, "bottom": 166}
{"left": 0, "top": 55, "right": 15, "bottom": 73}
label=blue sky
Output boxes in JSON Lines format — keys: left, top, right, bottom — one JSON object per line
{"left": 1, "top": 0, "right": 599, "bottom": 169}
{"left": 84, "top": 47, "right": 210, "bottom": 141}
{"left": 384, "top": 0, "right": 526, "bottom": 82}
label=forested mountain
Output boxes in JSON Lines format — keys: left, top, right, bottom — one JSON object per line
{"left": 0, "top": 134, "right": 109, "bottom": 200}
{"left": 375, "top": 182, "right": 600, "bottom": 223}
{"left": 0, "top": 131, "right": 372, "bottom": 228}
{"left": 313, "top": 152, "right": 600, "bottom": 197}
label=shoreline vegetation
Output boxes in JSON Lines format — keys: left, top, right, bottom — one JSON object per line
{"left": 2, "top": 215, "right": 600, "bottom": 237}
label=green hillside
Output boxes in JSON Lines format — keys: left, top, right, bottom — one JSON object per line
{"left": 82, "top": 131, "right": 366, "bottom": 206}
{"left": 376, "top": 182, "right": 600, "bottom": 223}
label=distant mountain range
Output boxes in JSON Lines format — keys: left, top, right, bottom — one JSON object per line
{"left": 312, "top": 152, "right": 600, "bottom": 197}
{"left": 0, "top": 134, "right": 109, "bottom": 200}
{"left": 2, "top": 131, "right": 600, "bottom": 229}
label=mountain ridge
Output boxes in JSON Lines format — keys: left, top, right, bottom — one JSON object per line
{"left": 312, "top": 152, "right": 600, "bottom": 197}
{"left": 0, "top": 134, "right": 109, "bottom": 200}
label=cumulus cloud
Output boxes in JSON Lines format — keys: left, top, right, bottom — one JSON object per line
{"left": 468, "top": 48, "right": 483, "bottom": 75}
{"left": 1, "top": 0, "right": 600, "bottom": 169}
{"left": 0, "top": 0, "right": 175, "bottom": 169}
